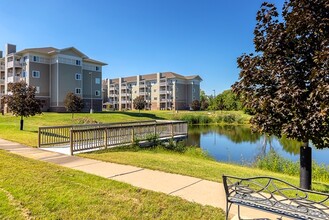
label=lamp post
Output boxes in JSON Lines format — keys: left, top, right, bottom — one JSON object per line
{"left": 89, "top": 72, "right": 93, "bottom": 113}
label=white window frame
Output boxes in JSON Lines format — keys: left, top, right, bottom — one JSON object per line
{"left": 95, "top": 90, "right": 100, "bottom": 96}
{"left": 33, "top": 56, "right": 40, "bottom": 62}
{"left": 75, "top": 73, "right": 82, "bottom": 80}
{"left": 32, "top": 71, "right": 40, "bottom": 78}
{"left": 22, "top": 71, "right": 27, "bottom": 78}
{"left": 76, "top": 60, "right": 81, "bottom": 66}
{"left": 35, "top": 86, "right": 40, "bottom": 94}
{"left": 75, "top": 88, "right": 81, "bottom": 94}
{"left": 95, "top": 66, "right": 100, "bottom": 71}
{"left": 95, "top": 77, "right": 101, "bottom": 84}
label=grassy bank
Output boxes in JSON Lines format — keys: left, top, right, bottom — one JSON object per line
{"left": 81, "top": 146, "right": 329, "bottom": 193}
{"left": 0, "top": 110, "right": 249, "bottom": 147}
{"left": 0, "top": 150, "right": 224, "bottom": 219}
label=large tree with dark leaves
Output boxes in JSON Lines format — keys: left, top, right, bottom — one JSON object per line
{"left": 64, "top": 92, "right": 84, "bottom": 119}
{"left": 133, "top": 96, "right": 146, "bottom": 112}
{"left": 4, "top": 81, "right": 42, "bottom": 130}
{"left": 232, "top": 0, "right": 328, "bottom": 189}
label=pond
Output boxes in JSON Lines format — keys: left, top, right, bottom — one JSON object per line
{"left": 185, "top": 125, "right": 329, "bottom": 166}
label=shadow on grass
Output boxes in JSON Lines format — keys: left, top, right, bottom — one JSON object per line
{"left": 100, "top": 111, "right": 165, "bottom": 120}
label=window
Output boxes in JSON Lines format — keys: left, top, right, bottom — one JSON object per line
{"left": 96, "top": 66, "right": 100, "bottom": 71}
{"left": 76, "top": 60, "right": 81, "bottom": 66}
{"left": 75, "top": 88, "right": 81, "bottom": 94}
{"left": 32, "top": 71, "right": 40, "bottom": 78}
{"left": 33, "top": 56, "right": 39, "bottom": 62}
{"left": 95, "top": 90, "right": 100, "bottom": 96}
{"left": 154, "top": 89, "right": 156, "bottom": 92}
{"left": 154, "top": 97, "right": 157, "bottom": 100}
{"left": 22, "top": 71, "right": 26, "bottom": 78}
{"left": 75, "top": 73, "right": 81, "bottom": 80}
{"left": 95, "top": 78, "right": 100, "bottom": 84}
{"left": 35, "top": 86, "right": 40, "bottom": 94}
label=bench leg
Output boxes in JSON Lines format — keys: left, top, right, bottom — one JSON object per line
{"left": 238, "top": 205, "right": 241, "bottom": 220}
{"left": 226, "top": 202, "right": 232, "bottom": 220}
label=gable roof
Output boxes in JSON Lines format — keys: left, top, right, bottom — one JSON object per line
{"left": 17, "top": 47, "right": 58, "bottom": 55}
{"left": 16, "top": 46, "right": 107, "bottom": 66}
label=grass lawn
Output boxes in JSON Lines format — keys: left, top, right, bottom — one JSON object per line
{"left": 0, "top": 150, "right": 224, "bottom": 219}
{"left": 80, "top": 146, "right": 329, "bottom": 193}
{"left": 0, "top": 110, "right": 250, "bottom": 147}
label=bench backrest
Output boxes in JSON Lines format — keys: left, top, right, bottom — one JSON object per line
{"left": 222, "top": 175, "right": 329, "bottom": 219}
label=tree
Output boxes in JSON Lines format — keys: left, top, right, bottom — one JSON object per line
{"left": 133, "top": 96, "right": 145, "bottom": 112}
{"left": 232, "top": 0, "right": 328, "bottom": 189}
{"left": 64, "top": 92, "right": 84, "bottom": 119}
{"left": 191, "top": 99, "right": 201, "bottom": 111}
{"left": 4, "top": 81, "right": 42, "bottom": 130}
{"left": 200, "top": 99, "right": 209, "bottom": 110}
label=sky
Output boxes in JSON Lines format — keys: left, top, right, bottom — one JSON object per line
{"left": 0, "top": 0, "right": 284, "bottom": 95}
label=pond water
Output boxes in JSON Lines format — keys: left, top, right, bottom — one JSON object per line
{"left": 185, "top": 125, "right": 329, "bottom": 166}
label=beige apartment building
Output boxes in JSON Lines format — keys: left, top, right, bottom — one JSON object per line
{"left": 0, "top": 44, "right": 107, "bottom": 112}
{"left": 103, "top": 72, "right": 202, "bottom": 111}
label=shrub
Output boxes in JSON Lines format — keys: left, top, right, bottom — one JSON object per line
{"left": 164, "top": 139, "right": 187, "bottom": 153}
{"left": 223, "top": 114, "right": 236, "bottom": 123}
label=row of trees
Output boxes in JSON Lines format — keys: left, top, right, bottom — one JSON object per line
{"left": 191, "top": 89, "right": 243, "bottom": 111}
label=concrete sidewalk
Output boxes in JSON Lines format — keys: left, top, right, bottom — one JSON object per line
{"left": 0, "top": 138, "right": 283, "bottom": 219}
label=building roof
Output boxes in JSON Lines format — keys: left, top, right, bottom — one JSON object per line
{"left": 83, "top": 58, "right": 107, "bottom": 66}
{"left": 17, "top": 46, "right": 107, "bottom": 66}
{"left": 17, "top": 47, "right": 58, "bottom": 55}
{"left": 108, "top": 72, "right": 202, "bottom": 84}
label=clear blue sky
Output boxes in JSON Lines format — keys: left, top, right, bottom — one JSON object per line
{"left": 0, "top": 0, "right": 284, "bottom": 95}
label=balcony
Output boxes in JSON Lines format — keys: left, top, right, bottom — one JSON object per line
{"left": 0, "top": 65, "right": 4, "bottom": 71}
{"left": 7, "top": 61, "right": 22, "bottom": 68}
{"left": 7, "top": 76, "right": 25, "bottom": 83}
{"left": 0, "top": 79, "right": 4, "bottom": 85}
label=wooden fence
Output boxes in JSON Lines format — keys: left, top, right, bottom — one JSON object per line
{"left": 38, "top": 120, "right": 156, "bottom": 148}
{"left": 38, "top": 120, "right": 188, "bottom": 155}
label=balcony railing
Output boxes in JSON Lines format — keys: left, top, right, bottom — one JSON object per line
{"left": 7, "top": 61, "right": 22, "bottom": 68}
{"left": 0, "top": 66, "right": 4, "bottom": 71}
{"left": 0, "top": 79, "right": 4, "bottom": 84}
{"left": 7, "top": 76, "right": 24, "bottom": 83}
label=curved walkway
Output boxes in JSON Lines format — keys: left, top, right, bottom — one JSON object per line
{"left": 0, "top": 138, "right": 286, "bottom": 220}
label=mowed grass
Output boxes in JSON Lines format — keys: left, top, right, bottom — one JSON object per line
{"left": 81, "top": 146, "right": 329, "bottom": 193}
{"left": 0, "top": 150, "right": 224, "bottom": 219}
{"left": 0, "top": 111, "right": 163, "bottom": 147}
{"left": 0, "top": 110, "right": 250, "bottom": 147}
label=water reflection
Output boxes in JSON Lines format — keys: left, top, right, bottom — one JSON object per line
{"left": 186, "top": 125, "right": 329, "bottom": 165}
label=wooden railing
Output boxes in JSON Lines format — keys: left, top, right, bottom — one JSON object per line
{"left": 38, "top": 120, "right": 156, "bottom": 148}
{"left": 70, "top": 121, "right": 188, "bottom": 155}
{"left": 38, "top": 120, "right": 188, "bottom": 155}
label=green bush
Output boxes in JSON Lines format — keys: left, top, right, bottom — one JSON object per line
{"left": 164, "top": 139, "right": 187, "bottom": 153}
{"left": 223, "top": 114, "right": 236, "bottom": 123}
{"left": 145, "top": 134, "right": 160, "bottom": 147}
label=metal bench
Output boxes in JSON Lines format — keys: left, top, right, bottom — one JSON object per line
{"left": 222, "top": 175, "right": 329, "bottom": 220}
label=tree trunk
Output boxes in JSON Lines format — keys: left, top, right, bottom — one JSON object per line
{"left": 300, "top": 142, "right": 312, "bottom": 189}
{"left": 20, "top": 116, "right": 24, "bottom": 130}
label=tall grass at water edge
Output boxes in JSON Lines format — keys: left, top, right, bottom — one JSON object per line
{"left": 254, "top": 149, "right": 329, "bottom": 183}
{"left": 177, "top": 113, "right": 247, "bottom": 125}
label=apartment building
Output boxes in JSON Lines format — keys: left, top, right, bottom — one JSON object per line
{"left": 103, "top": 72, "right": 202, "bottom": 110}
{"left": 0, "top": 44, "right": 107, "bottom": 113}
